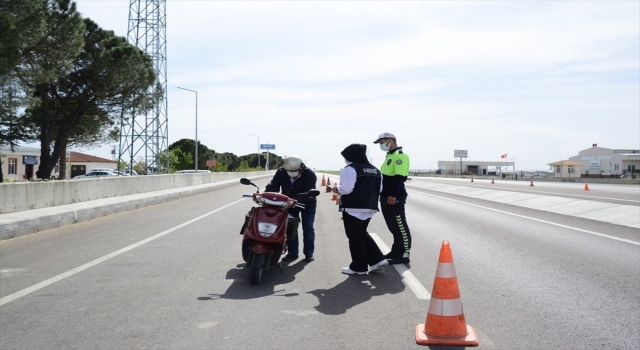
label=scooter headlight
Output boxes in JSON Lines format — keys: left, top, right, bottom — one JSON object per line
{"left": 258, "top": 222, "right": 278, "bottom": 237}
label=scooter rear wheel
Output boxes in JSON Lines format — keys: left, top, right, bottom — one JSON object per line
{"left": 249, "top": 252, "right": 265, "bottom": 285}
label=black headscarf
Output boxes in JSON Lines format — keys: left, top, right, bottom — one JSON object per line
{"left": 341, "top": 143, "right": 369, "bottom": 164}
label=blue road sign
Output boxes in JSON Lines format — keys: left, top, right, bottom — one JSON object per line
{"left": 260, "top": 144, "right": 276, "bottom": 150}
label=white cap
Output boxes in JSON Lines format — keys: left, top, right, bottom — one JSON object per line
{"left": 373, "top": 132, "right": 396, "bottom": 144}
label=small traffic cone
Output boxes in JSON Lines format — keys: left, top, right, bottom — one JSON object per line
{"left": 584, "top": 182, "right": 590, "bottom": 191}
{"left": 415, "top": 240, "right": 478, "bottom": 347}
{"left": 327, "top": 177, "right": 331, "bottom": 186}
{"left": 331, "top": 191, "right": 338, "bottom": 201}
{"left": 530, "top": 181, "right": 534, "bottom": 187}
{"left": 321, "top": 175, "right": 326, "bottom": 187}
{"left": 491, "top": 177, "right": 495, "bottom": 184}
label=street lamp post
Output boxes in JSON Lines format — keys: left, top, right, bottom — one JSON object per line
{"left": 177, "top": 87, "right": 198, "bottom": 171}
{"left": 249, "top": 134, "right": 260, "bottom": 169}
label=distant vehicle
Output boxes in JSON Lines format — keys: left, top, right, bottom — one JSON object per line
{"left": 91, "top": 168, "right": 115, "bottom": 172}
{"left": 74, "top": 171, "right": 118, "bottom": 179}
{"left": 145, "top": 166, "right": 159, "bottom": 175}
{"left": 110, "top": 169, "right": 137, "bottom": 176}
{"left": 111, "top": 169, "right": 129, "bottom": 176}
{"left": 175, "top": 170, "right": 211, "bottom": 174}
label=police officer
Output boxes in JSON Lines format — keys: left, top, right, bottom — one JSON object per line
{"left": 265, "top": 155, "right": 318, "bottom": 262}
{"left": 373, "top": 132, "right": 412, "bottom": 264}
{"left": 331, "top": 143, "right": 388, "bottom": 275}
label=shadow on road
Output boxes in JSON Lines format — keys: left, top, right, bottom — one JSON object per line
{"left": 306, "top": 269, "right": 405, "bottom": 315}
{"left": 197, "top": 260, "right": 309, "bottom": 301}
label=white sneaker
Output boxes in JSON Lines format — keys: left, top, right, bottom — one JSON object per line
{"left": 341, "top": 267, "right": 367, "bottom": 275}
{"left": 369, "top": 259, "right": 389, "bottom": 273}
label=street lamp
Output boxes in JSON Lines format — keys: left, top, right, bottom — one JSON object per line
{"left": 249, "top": 134, "right": 260, "bottom": 169}
{"left": 177, "top": 87, "right": 198, "bottom": 171}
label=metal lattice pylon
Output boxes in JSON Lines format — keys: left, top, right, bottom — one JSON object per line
{"left": 119, "top": 0, "right": 168, "bottom": 174}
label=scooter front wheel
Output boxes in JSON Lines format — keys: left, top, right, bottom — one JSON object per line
{"left": 248, "top": 252, "right": 265, "bottom": 285}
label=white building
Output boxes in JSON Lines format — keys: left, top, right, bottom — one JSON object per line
{"left": 69, "top": 152, "right": 118, "bottom": 178}
{"left": 1, "top": 146, "right": 70, "bottom": 181}
{"left": 568, "top": 144, "right": 639, "bottom": 176}
{"left": 436, "top": 160, "right": 514, "bottom": 176}
{"left": 547, "top": 160, "right": 584, "bottom": 179}
{"left": 1, "top": 146, "right": 117, "bottom": 181}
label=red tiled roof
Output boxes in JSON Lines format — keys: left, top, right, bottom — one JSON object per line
{"left": 70, "top": 151, "right": 117, "bottom": 163}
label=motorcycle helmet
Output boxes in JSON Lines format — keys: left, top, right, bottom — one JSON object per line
{"left": 283, "top": 156, "right": 304, "bottom": 171}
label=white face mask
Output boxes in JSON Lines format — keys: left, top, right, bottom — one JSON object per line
{"left": 287, "top": 171, "right": 299, "bottom": 178}
{"left": 379, "top": 141, "right": 390, "bottom": 152}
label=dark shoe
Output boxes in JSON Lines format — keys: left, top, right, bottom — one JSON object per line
{"left": 304, "top": 255, "right": 314, "bottom": 262}
{"left": 282, "top": 254, "right": 299, "bottom": 262}
{"left": 387, "top": 257, "right": 410, "bottom": 265}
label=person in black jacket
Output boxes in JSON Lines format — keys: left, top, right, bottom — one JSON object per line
{"left": 330, "top": 144, "right": 388, "bottom": 275}
{"left": 265, "top": 155, "right": 318, "bottom": 262}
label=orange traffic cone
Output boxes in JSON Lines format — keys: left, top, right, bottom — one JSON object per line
{"left": 491, "top": 177, "right": 495, "bottom": 184}
{"left": 415, "top": 240, "right": 478, "bottom": 347}
{"left": 327, "top": 177, "right": 331, "bottom": 186}
{"left": 584, "top": 182, "right": 589, "bottom": 191}
{"left": 321, "top": 175, "right": 326, "bottom": 187}
{"left": 331, "top": 191, "right": 338, "bottom": 201}
{"left": 530, "top": 181, "right": 534, "bottom": 187}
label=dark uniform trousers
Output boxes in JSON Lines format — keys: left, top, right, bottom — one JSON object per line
{"left": 341, "top": 213, "right": 384, "bottom": 272}
{"left": 380, "top": 195, "right": 411, "bottom": 258}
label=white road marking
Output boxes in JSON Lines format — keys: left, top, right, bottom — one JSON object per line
{"left": 370, "top": 232, "right": 431, "bottom": 300}
{"left": 408, "top": 181, "right": 640, "bottom": 203}
{"left": 0, "top": 199, "right": 246, "bottom": 307}
{"left": 410, "top": 190, "right": 640, "bottom": 246}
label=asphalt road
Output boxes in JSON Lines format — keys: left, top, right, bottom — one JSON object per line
{"left": 1, "top": 178, "right": 638, "bottom": 350}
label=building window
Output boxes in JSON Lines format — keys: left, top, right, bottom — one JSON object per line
{"left": 568, "top": 166, "right": 574, "bottom": 174}
{"left": 556, "top": 165, "right": 561, "bottom": 174}
{"left": 614, "top": 164, "right": 619, "bottom": 171}
{"left": 8, "top": 158, "right": 17, "bottom": 174}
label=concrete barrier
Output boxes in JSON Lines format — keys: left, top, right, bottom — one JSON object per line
{"left": 0, "top": 171, "right": 269, "bottom": 214}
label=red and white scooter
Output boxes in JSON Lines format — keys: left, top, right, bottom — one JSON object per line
{"left": 239, "top": 178, "right": 319, "bottom": 285}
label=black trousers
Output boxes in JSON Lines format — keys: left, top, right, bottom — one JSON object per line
{"left": 380, "top": 195, "right": 412, "bottom": 258}
{"left": 342, "top": 212, "right": 384, "bottom": 272}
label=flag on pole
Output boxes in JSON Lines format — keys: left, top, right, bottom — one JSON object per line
{"left": 500, "top": 154, "right": 507, "bottom": 159}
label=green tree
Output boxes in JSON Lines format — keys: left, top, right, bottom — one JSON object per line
{"left": 237, "top": 160, "right": 252, "bottom": 172}
{"left": 159, "top": 149, "right": 179, "bottom": 173}
{"left": 211, "top": 162, "right": 229, "bottom": 172}
{"left": 214, "top": 151, "right": 238, "bottom": 171}
{"left": 168, "top": 138, "right": 214, "bottom": 170}
{"left": 173, "top": 148, "right": 193, "bottom": 170}
{"left": 1, "top": 0, "right": 84, "bottom": 146}
{"left": 23, "top": 18, "right": 158, "bottom": 179}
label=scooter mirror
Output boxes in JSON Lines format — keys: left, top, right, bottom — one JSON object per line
{"left": 308, "top": 190, "right": 320, "bottom": 197}
{"left": 240, "top": 178, "right": 252, "bottom": 185}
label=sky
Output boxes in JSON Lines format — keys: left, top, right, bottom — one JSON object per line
{"left": 60, "top": 0, "right": 639, "bottom": 171}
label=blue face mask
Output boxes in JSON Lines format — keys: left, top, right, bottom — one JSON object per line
{"left": 380, "top": 142, "right": 390, "bottom": 152}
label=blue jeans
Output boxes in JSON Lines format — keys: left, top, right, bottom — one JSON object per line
{"left": 287, "top": 206, "right": 316, "bottom": 257}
